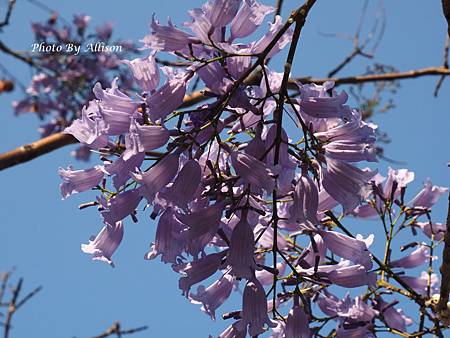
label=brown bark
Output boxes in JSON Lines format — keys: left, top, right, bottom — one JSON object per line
{"left": 1, "top": 67, "right": 449, "bottom": 172}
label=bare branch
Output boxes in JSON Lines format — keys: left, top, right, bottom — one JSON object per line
{"left": 327, "top": 47, "right": 372, "bottom": 77}
{"left": 90, "top": 322, "right": 148, "bottom": 338}
{"left": 292, "top": 67, "right": 450, "bottom": 87}
{"left": 0, "top": 0, "right": 16, "bottom": 30}
{"left": 0, "top": 41, "right": 36, "bottom": 67}
{"left": 437, "top": 192, "right": 450, "bottom": 312}
{"left": 443, "top": 0, "right": 450, "bottom": 36}
{"left": 0, "top": 133, "right": 78, "bottom": 171}
{"left": 14, "top": 286, "right": 42, "bottom": 311}
{"left": 434, "top": 36, "right": 449, "bottom": 97}
{"left": 274, "top": 0, "right": 284, "bottom": 18}
{"left": 326, "top": 0, "right": 385, "bottom": 77}
{"left": 3, "top": 278, "right": 22, "bottom": 338}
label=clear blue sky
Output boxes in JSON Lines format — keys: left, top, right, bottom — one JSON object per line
{"left": 0, "top": 0, "right": 449, "bottom": 337}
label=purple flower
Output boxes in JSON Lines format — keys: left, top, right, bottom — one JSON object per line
{"left": 410, "top": 178, "right": 448, "bottom": 209}
{"left": 177, "top": 202, "right": 224, "bottom": 240}
{"left": 316, "top": 290, "right": 341, "bottom": 317}
{"left": 310, "top": 262, "right": 376, "bottom": 288}
{"left": 93, "top": 78, "right": 138, "bottom": 135}
{"left": 197, "top": 61, "right": 229, "bottom": 94}
{"left": 322, "top": 141, "right": 377, "bottom": 163}
{"left": 226, "top": 48, "right": 253, "bottom": 80}
{"left": 81, "top": 221, "right": 124, "bottom": 267}
{"left": 146, "top": 68, "right": 188, "bottom": 122}
{"left": 317, "top": 292, "right": 377, "bottom": 337}
{"left": 176, "top": 251, "right": 226, "bottom": 295}
{"left": 318, "top": 188, "right": 339, "bottom": 214}
{"left": 123, "top": 119, "right": 169, "bottom": 160}
{"left": 101, "top": 189, "right": 142, "bottom": 225}
{"left": 383, "top": 167, "right": 415, "bottom": 197}
{"left": 401, "top": 271, "right": 439, "bottom": 295}
{"left": 96, "top": 22, "right": 113, "bottom": 40}
{"left": 225, "top": 212, "right": 259, "bottom": 280}
{"left": 73, "top": 14, "right": 91, "bottom": 30}
{"left": 319, "top": 230, "right": 373, "bottom": 270}
{"left": 59, "top": 165, "right": 104, "bottom": 199}
{"left": 314, "top": 108, "right": 376, "bottom": 146}
{"left": 255, "top": 262, "right": 285, "bottom": 285}
{"left": 252, "top": 15, "right": 293, "bottom": 58}
{"left": 145, "top": 208, "right": 185, "bottom": 264}
{"left": 338, "top": 296, "right": 378, "bottom": 323}
{"left": 64, "top": 101, "right": 108, "bottom": 148}
{"left": 322, "top": 158, "right": 376, "bottom": 213}
{"left": 329, "top": 264, "right": 376, "bottom": 288}
{"left": 374, "top": 297, "right": 412, "bottom": 332}
{"left": 416, "top": 222, "right": 446, "bottom": 241}
{"left": 235, "top": 279, "right": 276, "bottom": 336}
{"left": 229, "top": 0, "right": 274, "bottom": 41}
{"left": 336, "top": 323, "right": 372, "bottom": 338}
{"left": 254, "top": 224, "right": 289, "bottom": 251}
{"left": 289, "top": 172, "right": 319, "bottom": 230}
{"left": 185, "top": 7, "right": 220, "bottom": 45}
{"left": 230, "top": 150, "right": 274, "bottom": 191}
{"left": 297, "top": 81, "right": 349, "bottom": 119}
{"left": 122, "top": 51, "right": 160, "bottom": 92}
{"left": 391, "top": 244, "right": 431, "bottom": 269}
{"left": 205, "top": 0, "right": 240, "bottom": 29}
{"left": 104, "top": 152, "right": 145, "bottom": 189}
{"left": 189, "top": 274, "right": 234, "bottom": 319}
{"left": 218, "top": 321, "right": 246, "bottom": 338}
{"left": 301, "top": 234, "right": 326, "bottom": 268}
{"left": 132, "top": 153, "right": 180, "bottom": 202}
{"left": 284, "top": 298, "right": 310, "bottom": 338}
{"left": 159, "top": 160, "right": 202, "bottom": 208}
{"left": 71, "top": 145, "right": 92, "bottom": 162}
{"left": 264, "top": 125, "right": 296, "bottom": 192}
{"left": 142, "top": 14, "right": 194, "bottom": 52}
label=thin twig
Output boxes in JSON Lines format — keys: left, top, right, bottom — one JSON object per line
{"left": 0, "top": 0, "right": 16, "bottom": 30}
{"left": 90, "top": 322, "right": 148, "bottom": 338}
{"left": 434, "top": 36, "right": 449, "bottom": 97}
{"left": 326, "top": 0, "right": 385, "bottom": 77}
{"left": 270, "top": 0, "right": 318, "bottom": 318}
{"left": 15, "top": 286, "right": 42, "bottom": 310}
{"left": 274, "top": 0, "right": 284, "bottom": 18}
{"left": 0, "top": 41, "right": 37, "bottom": 67}
{"left": 3, "top": 278, "right": 22, "bottom": 338}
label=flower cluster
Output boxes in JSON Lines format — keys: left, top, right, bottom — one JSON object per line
{"left": 13, "top": 13, "right": 138, "bottom": 160}
{"left": 58, "top": 0, "right": 448, "bottom": 336}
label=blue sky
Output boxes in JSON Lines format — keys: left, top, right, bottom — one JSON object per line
{"left": 0, "top": 0, "right": 449, "bottom": 337}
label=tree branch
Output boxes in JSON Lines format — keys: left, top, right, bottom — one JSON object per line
{"left": 434, "top": 37, "right": 450, "bottom": 97}
{"left": 0, "top": 80, "right": 13, "bottom": 94}
{"left": 291, "top": 67, "right": 450, "bottom": 87}
{"left": 90, "top": 322, "right": 148, "bottom": 338}
{"left": 0, "top": 67, "right": 449, "bottom": 172}
{"left": 437, "top": 192, "right": 450, "bottom": 312}
{"left": 0, "top": 0, "right": 16, "bottom": 30}
{"left": 3, "top": 278, "right": 21, "bottom": 338}
{"left": 0, "top": 133, "right": 78, "bottom": 171}
{"left": 442, "top": 0, "right": 450, "bottom": 37}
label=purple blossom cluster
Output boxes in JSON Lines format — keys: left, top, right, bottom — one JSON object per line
{"left": 13, "top": 13, "right": 138, "bottom": 160}
{"left": 58, "top": 0, "right": 448, "bottom": 336}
